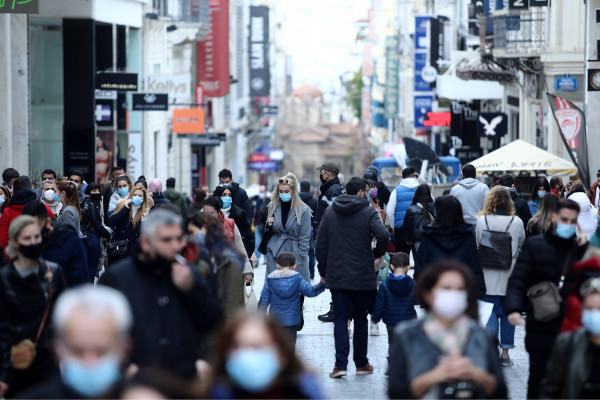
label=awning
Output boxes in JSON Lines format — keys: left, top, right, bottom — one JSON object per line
{"left": 471, "top": 140, "right": 577, "bottom": 176}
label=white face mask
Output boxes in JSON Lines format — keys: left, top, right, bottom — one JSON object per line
{"left": 432, "top": 289, "right": 468, "bottom": 321}
{"left": 44, "top": 190, "right": 54, "bottom": 201}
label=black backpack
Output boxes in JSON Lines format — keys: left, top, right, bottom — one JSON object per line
{"left": 479, "top": 216, "right": 514, "bottom": 270}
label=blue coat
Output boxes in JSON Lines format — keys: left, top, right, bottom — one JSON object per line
{"left": 42, "top": 225, "right": 89, "bottom": 287}
{"left": 372, "top": 274, "right": 417, "bottom": 326}
{"left": 259, "top": 270, "right": 325, "bottom": 327}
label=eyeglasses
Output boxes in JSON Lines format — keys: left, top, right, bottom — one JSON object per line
{"left": 580, "top": 278, "right": 600, "bottom": 297}
{"left": 279, "top": 177, "right": 293, "bottom": 185}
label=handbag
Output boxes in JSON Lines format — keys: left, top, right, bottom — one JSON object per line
{"left": 527, "top": 248, "right": 573, "bottom": 322}
{"left": 244, "top": 282, "right": 258, "bottom": 311}
{"left": 107, "top": 239, "right": 128, "bottom": 258}
{"left": 11, "top": 262, "right": 53, "bottom": 370}
{"left": 258, "top": 227, "right": 274, "bottom": 255}
{"left": 478, "top": 216, "right": 514, "bottom": 270}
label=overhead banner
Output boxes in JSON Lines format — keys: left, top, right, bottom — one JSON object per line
{"left": 384, "top": 35, "right": 400, "bottom": 118}
{"left": 197, "top": 0, "right": 230, "bottom": 97}
{"left": 173, "top": 108, "right": 205, "bottom": 134}
{"left": 96, "top": 73, "right": 138, "bottom": 91}
{"left": 546, "top": 93, "right": 590, "bottom": 185}
{"left": 414, "top": 95, "right": 434, "bottom": 129}
{"left": 249, "top": 6, "right": 270, "bottom": 97}
{"left": 477, "top": 113, "right": 508, "bottom": 137}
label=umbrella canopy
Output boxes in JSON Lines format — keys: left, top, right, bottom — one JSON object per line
{"left": 471, "top": 140, "right": 577, "bottom": 176}
{"left": 402, "top": 137, "right": 450, "bottom": 176}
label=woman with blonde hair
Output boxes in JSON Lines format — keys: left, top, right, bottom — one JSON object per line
{"left": 107, "top": 185, "right": 149, "bottom": 265}
{"left": 476, "top": 185, "right": 525, "bottom": 365}
{"left": 265, "top": 173, "right": 311, "bottom": 283}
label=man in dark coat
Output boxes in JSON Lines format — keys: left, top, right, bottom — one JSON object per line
{"left": 499, "top": 174, "right": 532, "bottom": 228}
{"left": 218, "top": 169, "right": 253, "bottom": 225}
{"left": 300, "top": 181, "right": 318, "bottom": 279}
{"left": 316, "top": 177, "right": 388, "bottom": 378}
{"left": 99, "top": 209, "right": 223, "bottom": 379}
{"left": 505, "top": 198, "right": 587, "bottom": 399}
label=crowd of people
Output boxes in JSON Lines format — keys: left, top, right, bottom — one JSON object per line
{"left": 0, "top": 162, "right": 599, "bottom": 399}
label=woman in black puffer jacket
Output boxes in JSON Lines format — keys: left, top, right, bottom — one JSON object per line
{"left": 402, "top": 184, "right": 435, "bottom": 254}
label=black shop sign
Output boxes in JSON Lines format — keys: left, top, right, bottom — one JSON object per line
{"left": 96, "top": 73, "right": 138, "bottom": 91}
{"left": 132, "top": 93, "right": 169, "bottom": 111}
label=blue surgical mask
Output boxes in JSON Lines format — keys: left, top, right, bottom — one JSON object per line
{"left": 279, "top": 193, "right": 292, "bottom": 203}
{"left": 193, "top": 231, "right": 206, "bottom": 246}
{"left": 221, "top": 197, "right": 233, "bottom": 209}
{"left": 556, "top": 223, "right": 576, "bottom": 239}
{"left": 118, "top": 188, "right": 129, "bottom": 197}
{"left": 61, "top": 354, "right": 121, "bottom": 397}
{"left": 0, "top": 196, "right": 5, "bottom": 206}
{"left": 226, "top": 348, "right": 280, "bottom": 393}
{"left": 537, "top": 191, "right": 546, "bottom": 198}
{"left": 53, "top": 194, "right": 61, "bottom": 203}
{"left": 582, "top": 309, "right": 600, "bottom": 335}
{"left": 131, "top": 196, "right": 143, "bottom": 207}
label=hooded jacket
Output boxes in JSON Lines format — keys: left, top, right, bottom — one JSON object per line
{"left": 164, "top": 188, "right": 187, "bottom": 216}
{"left": 259, "top": 270, "right": 325, "bottom": 327}
{"left": 450, "top": 178, "right": 490, "bottom": 225}
{"left": 227, "top": 182, "right": 253, "bottom": 225}
{"left": 386, "top": 178, "right": 420, "bottom": 228}
{"left": 0, "top": 190, "right": 38, "bottom": 251}
{"left": 567, "top": 190, "right": 597, "bottom": 239}
{"left": 299, "top": 192, "right": 317, "bottom": 224}
{"left": 372, "top": 274, "right": 417, "bottom": 325}
{"left": 415, "top": 224, "right": 487, "bottom": 298}
{"left": 314, "top": 177, "right": 345, "bottom": 232}
{"left": 506, "top": 187, "right": 532, "bottom": 228}
{"left": 151, "top": 192, "right": 171, "bottom": 207}
{"left": 315, "top": 194, "right": 388, "bottom": 291}
{"left": 42, "top": 224, "right": 90, "bottom": 287}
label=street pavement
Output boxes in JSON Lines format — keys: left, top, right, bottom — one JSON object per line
{"left": 252, "top": 260, "right": 529, "bottom": 399}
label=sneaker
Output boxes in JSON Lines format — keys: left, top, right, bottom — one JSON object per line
{"left": 369, "top": 322, "right": 380, "bottom": 336}
{"left": 356, "top": 364, "right": 374, "bottom": 375}
{"left": 329, "top": 367, "right": 347, "bottom": 378}
{"left": 318, "top": 310, "right": 334, "bottom": 322}
{"left": 499, "top": 356, "right": 514, "bottom": 367}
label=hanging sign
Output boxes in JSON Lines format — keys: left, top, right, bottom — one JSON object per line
{"left": 132, "top": 93, "right": 168, "bottom": 111}
{"left": 173, "top": 108, "right": 205, "bottom": 134}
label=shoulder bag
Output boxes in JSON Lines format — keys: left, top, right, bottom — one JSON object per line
{"left": 527, "top": 248, "right": 572, "bottom": 322}
{"left": 11, "top": 262, "right": 54, "bottom": 370}
{"left": 258, "top": 227, "right": 274, "bottom": 255}
{"left": 478, "top": 216, "right": 514, "bottom": 270}
{"left": 416, "top": 202, "right": 435, "bottom": 222}
{"left": 108, "top": 239, "right": 128, "bottom": 258}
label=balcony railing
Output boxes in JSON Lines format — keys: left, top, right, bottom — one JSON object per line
{"left": 152, "top": 0, "right": 209, "bottom": 24}
{"left": 480, "top": 9, "right": 546, "bottom": 56}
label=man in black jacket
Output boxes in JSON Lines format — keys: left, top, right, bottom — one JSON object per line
{"left": 300, "top": 181, "right": 318, "bottom": 279}
{"left": 505, "top": 198, "right": 587, "bottom": 399}
{"left": 99, "top": 209, "right": 223, "bottom": 379}
{"left": 218, "top": 169, "right": 253, "bottom": 225}
{"left": 498, "top": 174, "right": 532, "bottom": 228}
{"left": 316, "top": 177, "right": 388, "bottom": 378}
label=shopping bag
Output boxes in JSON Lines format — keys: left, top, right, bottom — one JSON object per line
{"left": 244, "top": 282, "right": 258, "bottom": 312}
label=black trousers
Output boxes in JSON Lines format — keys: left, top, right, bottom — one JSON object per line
{"left": 528, "top": 349, "right": 551, "bottom": 399}
{"left": 394, "top": 228, "right": 411, "bottom": 254}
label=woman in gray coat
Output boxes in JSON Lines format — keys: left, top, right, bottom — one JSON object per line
{"left": 56, "top": 180, "right": 82, "bottom": 235}
{"left": 266, "top": 172, "right": 312, "bottom": 283}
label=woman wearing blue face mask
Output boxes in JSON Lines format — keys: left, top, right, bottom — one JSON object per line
{"left": 108, "top": 175, "right": 132, "bottom": 216}
{"left": 0, "top": 185, "right": 10, "bottom": 219}
{"left": 527, "top": 177, "right": 551, "bottom": 216}
{"left": 541, "top": 277, "right": 600, "bottom": 399}
{"left": 208, "top": 314, "right": 323, "bottom": 399}
{"left": 107, "top": 186, "right": 147, "bottom": 265}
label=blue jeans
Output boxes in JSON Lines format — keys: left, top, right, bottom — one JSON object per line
{"left": 308, "top": 231, "right": 316, "bottom": 277}
{"left": 331, "top": 289, "right": 371, "bottom": 370}
{"left": 484, "top": 295, "right": 515, "bottom": 349}
{"left": 254, "top": 224, "right": 263, "bottom": 259}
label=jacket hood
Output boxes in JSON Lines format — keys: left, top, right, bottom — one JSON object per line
{"left": 387, "top": 275, "right": 415, "bottom": 297}
{"left": 421, "top": 224, "right": 475, "bottom": 252}
{"left": 331, "top": 194, "right": 369, "bottom": 215}
{"left": 299, "top": 192, "right": 314, "bottom": 203}
{"left": 267, "top": 270, "right": 302, "bottom": 299}
{"left": 400, "top": 177, "right": 420, "bottom": 189}
{"left": 568, "top": 192, "right": 592, "bottom": 213}
{"left": 9, "top": 190, "right": 36, "bottom": 206}
{"left": 458, "top": 178, "right": 482, "bottom": 190}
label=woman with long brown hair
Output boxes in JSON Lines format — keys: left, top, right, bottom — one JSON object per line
{"left": 526, "top": 193, "right": 560, "bottom": 237}
{"left": 56, "top": 180, "right": 82, "bottom": 234}
{"left": 107, "top": 185, "right": 149, "bottom": 265}
{"left": 206, "top": 313, "right": 322, "bottom": 399}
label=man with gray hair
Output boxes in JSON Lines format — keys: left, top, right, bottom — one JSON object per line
{"left": 17, "top": 285, "right": 132, "bottom": 398}
{"left": 99, "top": 209, "right": 223, "bottom": 379}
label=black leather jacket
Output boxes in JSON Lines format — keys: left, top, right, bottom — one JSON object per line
{"left": 402, "top": 201, "right": 435, "bottom": 243}
{"left": 82, "top": 199, "right": 111, "bottom": 239}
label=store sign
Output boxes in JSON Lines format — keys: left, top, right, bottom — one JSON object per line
{"left": 456, "top": 68, "right": 517, "bottom": 85}
{"left": 197, "top": 0, "right": 230, "bottom": 97}
{"left": 414, "top": 95, "right": 434, "bottom": 129}
{"left": 509, "top": 0, "right": 528, "bottom": 9}
{"left": 132, "top": 93, "right": 168, "bottom": 111}
{"left": 477, "top": 113, "right": 508, "bottom": 137}
{"left": 173, "top": 108, "right": 205, "bottom": 134}
{"left": 95, "top": 100, "right": 113, "bottom": 127}
{"left": 146, "top": 75, "right": 192, "bottom": 102}
{"left": 414, "top": 16, "right": 432, "bottom": 51}
{"left": 248, "top": 161, "right": 278, "bottom": 171}
{"left": 189, "top": 133, "right": 226, "bottom": 147}
{"left": 384, "top": 35, "right": 400, "bottom": 118}
{"left": 414, "top": 52, "right": 432, "bottom": 92}
{"left": 529, "top": 0, "right": 548, "bottom": 5}
{"left": 423, "top": 112, "right": 451, "bottom": 127}
{"left": 249, "top": 6, "right": 271, "bottom": 97}
{"left": 96, "top": 73, "right": 138, "bottom": 91}
{"left": 260, "top": 106, "right": 278, "bottom": 116}
{"left": 95, "top": 90, "right": 117, "bottom": 100}
{"left": 555, "top": 75, "right": 578, "bottom": 92}
{"left": 0, "top": 0, "right": 38, "bottom": 13}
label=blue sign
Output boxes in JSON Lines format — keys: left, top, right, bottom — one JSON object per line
{"left": 414, "top": 16, "right": 432, "bottom": 51}
{"left": 555, "top": 75, "right": 578, "bottom": 92}
{"left": 414, "top": 52, "right": 432, "bottom": 92}
{"left": 484, "top": 0, "right": 506, "bottom": 14}
{"left": 414, "top": 95, "right": 434, "bottom": 129}
{"left": 371, "top": 99, "right": 385, "bottom": 128}
{"left": 248, "top": 161, "right": 278, "bottom": 171}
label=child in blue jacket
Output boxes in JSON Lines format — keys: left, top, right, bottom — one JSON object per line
{"left": 371, "top": 252, "right": 417, "bottom": 370}
{"left": 259, "top": 252, "right": 325, "bottom": 348}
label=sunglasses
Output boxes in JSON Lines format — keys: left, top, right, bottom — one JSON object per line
{"left": 279, "top": 177, "right": 293, "bottom": 185}
{"left": 580, "top": 278, "right": 600, "bottom": 297}
{"left": 42, "top": 179, "right": 55, "bottom": 185}
{"left": 218, "top": 183, "right": 232, "bottom": 188}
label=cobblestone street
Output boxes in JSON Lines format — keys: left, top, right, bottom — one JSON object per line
{"left": 253, "top": 262, "right": 529, "bottom": 399}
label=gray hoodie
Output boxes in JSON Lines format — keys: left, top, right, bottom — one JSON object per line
{"left": 450, "top": 178, "right": 490, "bottom": 225}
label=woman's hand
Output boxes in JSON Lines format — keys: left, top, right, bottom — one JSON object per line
{"left": 124, "top": 198, "right": 132, "bottom": 208}
{"left": 244, "top": 273, "right": 253, "bottom": 283}
{"left": 267, "top": 217, "right": 275, "bottom": 227}
{"left": 447, "top": 356, "right": 497, "bottom": 395}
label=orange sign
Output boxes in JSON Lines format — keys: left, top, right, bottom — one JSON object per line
{"left": 173, "top": 108, "right": 205, "bottom": 134}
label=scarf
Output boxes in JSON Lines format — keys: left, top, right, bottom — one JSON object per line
{"left": 422, "top": 313, "right": 470, "bottom": 356}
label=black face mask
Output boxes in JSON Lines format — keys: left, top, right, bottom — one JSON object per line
{"left": 90, "top": 193, "right": 102, "bottom": 203}
{"left": 145, "top": 253, "right": 174, "bottom": 275}
{"left": 319, "top": 173, "right": 327, "bottom": 184}
{"left": 19, "top": 243, "right": 43, "bottom": 260}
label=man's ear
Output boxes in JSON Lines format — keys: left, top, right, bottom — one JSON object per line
{"left": 139, "top": 236, "right": 151, "bottom": 255}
